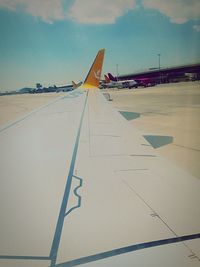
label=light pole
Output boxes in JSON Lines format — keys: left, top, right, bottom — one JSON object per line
{"left": 158, "top": 53, "right": 161, "bottom": 84}
{"left": 116, "top": 64, "right": 119, "bottom": 81}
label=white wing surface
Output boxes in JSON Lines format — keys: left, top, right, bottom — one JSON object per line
{"left": 0, "top": 50, "right": 199, "bottom": 267}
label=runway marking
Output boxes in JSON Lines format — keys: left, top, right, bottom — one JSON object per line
{"left": 53, "top": 233, "right": 200, "bottom": 267}
{"left": 49, "top": 91, "right": 88, "bottom": 266}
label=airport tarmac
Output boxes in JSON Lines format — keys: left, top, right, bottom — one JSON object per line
{"left": 0, "top": 93, "right": 61, "bottom": 128}
{"left": 104, "top": 81, "right": 200, "bottom": 179}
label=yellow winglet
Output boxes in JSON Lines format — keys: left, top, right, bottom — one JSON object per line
{"left": 82, "top": 49, "right": 105, "bottom": 88}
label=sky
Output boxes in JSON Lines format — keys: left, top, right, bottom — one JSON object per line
{"left": 0, "top": 0, "right": 200, "bottom": 91}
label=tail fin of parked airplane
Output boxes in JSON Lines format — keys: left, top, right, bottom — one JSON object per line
{"left": 72, "top": 81, "right": 82, "bottom": 89}
{"left": 83, "top": 49, "right": 105, "bottom": 88}
{"left": 104, "top": 74, "right": 110, "bottom": 84}
{"left": 108, "top": 73, "right": 117, "bottom": 81}
{"left": 72, "top": 81, "right": 77, "bottom": 88}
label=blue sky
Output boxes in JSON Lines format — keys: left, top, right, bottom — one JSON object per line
{"left": 0, "top": 0, "right": 200, "bottom": 91}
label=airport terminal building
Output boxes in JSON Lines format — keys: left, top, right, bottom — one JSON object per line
{"left": 116, "top": 63, "right": 200, "bottom": 84}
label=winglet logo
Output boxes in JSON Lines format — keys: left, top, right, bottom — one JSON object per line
{"left": 94, "top": 69, "right": 101, "bottom": 80}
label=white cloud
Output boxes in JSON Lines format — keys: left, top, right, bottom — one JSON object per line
{"left": 193, "top": 24, "right": 200, "bottom": 31}
{"left": 0, "top": 0, "right": 64, "bottom": 23}
{"left": 68, "top": 0, "right": 136, "bottom": 24}
{"left": 0, "top": 0, "right": 137, "bottom": 24}
{"left": 1, "top": 0, "right": 199, "bottom": 26}
{"left": 142, "top": 0, "right": 200, "bottom": 24}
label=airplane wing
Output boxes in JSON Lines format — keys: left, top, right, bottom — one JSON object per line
{"left": 0, "top": 50, "right": 200, "bottom": 267}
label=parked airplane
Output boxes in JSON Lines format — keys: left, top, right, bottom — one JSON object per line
{"left": 134, "top": 77, "right": 156, "bottom": 87}
{"left": 99, "top": 74, "right": 119, "bottom": 88}
{"left": 108, "top": 72, "right": 155, "bottom": 87}
{"left": 106, "top": 73, "right": 138, "bottom": 88}
{"left": 0, "top": 49, "right": 199, "bottom": 267}
{"left": 56, "top": 80, "right": 82, "bottom": 92}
